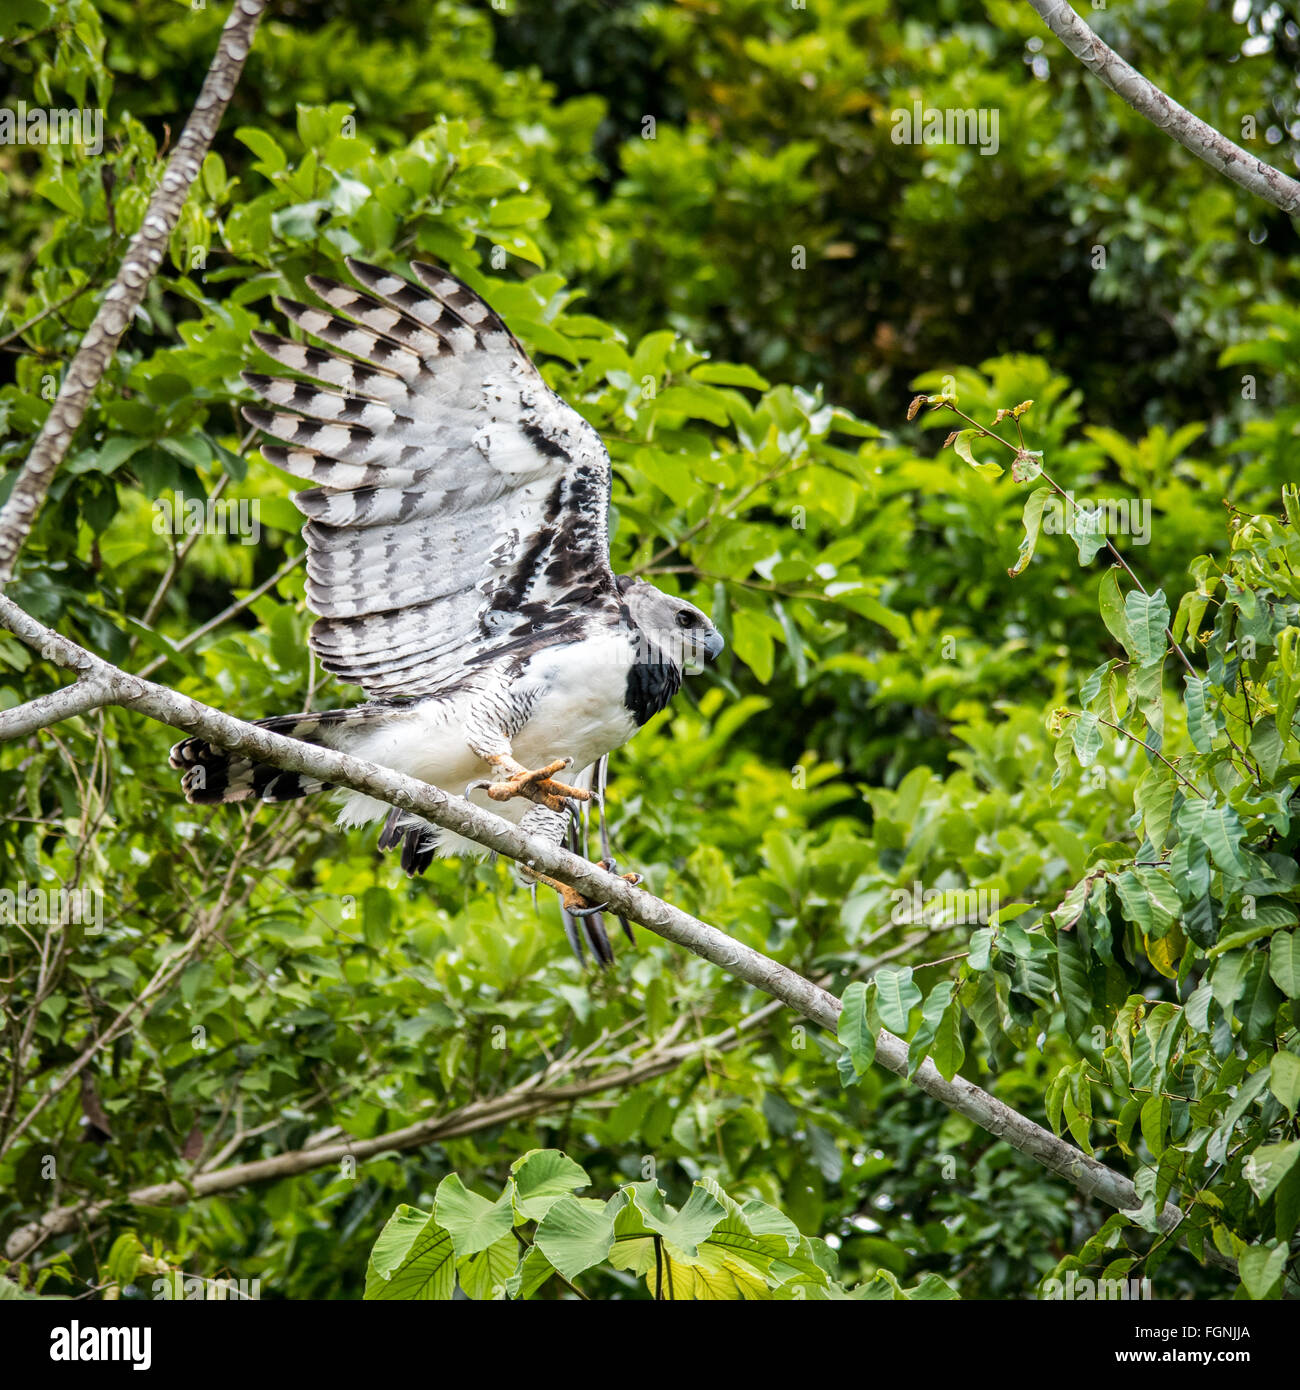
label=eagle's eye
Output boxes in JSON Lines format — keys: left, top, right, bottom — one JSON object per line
{"left": 675, "top": 610, "right": 697, "bottom": 629}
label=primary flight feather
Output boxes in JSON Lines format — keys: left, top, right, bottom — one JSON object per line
{"left": 169, "top": 259, "right": 723, "bottom": 962}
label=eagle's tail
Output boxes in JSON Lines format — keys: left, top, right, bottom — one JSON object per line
{"left": 168, "top": 709, "right": 367, "bottom": 805}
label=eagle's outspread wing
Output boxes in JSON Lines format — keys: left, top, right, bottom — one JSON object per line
{"left": 174, "top": 261, "right": 724, "bottom": 961}
{"left": 241, "top": 258, "right": 622, "bottom": 698}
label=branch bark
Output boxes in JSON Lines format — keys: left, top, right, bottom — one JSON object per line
{"left": 0, "top": 0, "right": 268, "bottom": 586}
{"left": 0, "top": 591, "right": 1236, "bottom": 1275}
{"left": 0, "top": 677, "right": 112, "bottom": 738}
{"left": 1027, "top": 0, "right": 1300, "bottom": 215}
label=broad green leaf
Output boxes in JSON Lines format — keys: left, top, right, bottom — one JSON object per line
{"left": 1238, "top": 1241, "right": 1288, "bottom": 1300}
{"left": 434, "top": 1173, "right": 514, "bottom": 1256}
{"left": 1069, "top": 711, "right": 1102, "bottom": 766}
{"left": 1270, "top": 932, "right": 1300, "bottom": 998}
{"left": 510, "top": 1149, "right": 591, "bottom": 1222}
{"left": 1180, "top": 800, "right": 1253, "bottom": 879}
{"left": 456, "top": 1235, "right": 518, "bottom": 1300}
{"left": 1124, "top": 588, "right": 1170, "bottom": 668}
{"left": 907, "top": 981, "right": 955, "bottom": 1075}
{"left": 1140, "top": 1094, "right": 1170, "bottom": 1159}
{"left": 837, "top": 980, "right": 876, "bottom": 1082}
{"left": 930, "top": 1000, "right": 965, "bottom": 1080}
{"left": 533, "top": 1194, "right": 623, "bottom": 1281}
{"left": 1134, "top": 764, "right": 1176, "bottom": 847}
{"left": 1098, "top": 569, "right": 1133, "bottom": 654}
{"left": 873, "top": 967, "right": 921, "bottom": 1035}
{"left": 1268, "top": 1052, "right": 1300, "bottom": 1114}
{"left": 505, "top": 1246, "right": 555, "bottom": 1300}
{"left": 690, "top": 361, "right": 770, "bottom": 390}
{"left": 1183, "top": 675, "right": 1216, "bottom": 753}
{"left": 364, "top": 1206, "right": 455, "bottom": 1300}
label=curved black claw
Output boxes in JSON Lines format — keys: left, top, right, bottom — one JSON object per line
{"left": 561, "top": 908, "right": 615, "bottom": 967}
{"left": 568, "top": 897, "right": 610, "bottom": 918}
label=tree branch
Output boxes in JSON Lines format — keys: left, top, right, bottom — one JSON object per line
{"left": 0, "top": 590, "right": 1235, "bottom": 1275}
{"left": 1027, "top": 0, "right": 1300, "bottom": 214}
{"left": 0, "top": 0, "right": 268, "bottom": 586}
{"left": 0, "top": 677, "right": 112, "bottom": 738}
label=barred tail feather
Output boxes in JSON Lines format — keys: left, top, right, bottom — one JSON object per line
{"left": 167, "top": 709, "right": 364, "bottom": 804}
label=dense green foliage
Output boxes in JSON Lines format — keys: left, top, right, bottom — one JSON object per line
{"left": 1, "top": 0, "right": 1297, "bottom": 1301}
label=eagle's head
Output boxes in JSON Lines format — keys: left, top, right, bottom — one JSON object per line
{"left": 617, "top": 576, "right": 725, "bottom": 674}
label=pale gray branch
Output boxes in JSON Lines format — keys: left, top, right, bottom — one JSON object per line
{"left": 0, "top": 591, "right": 1234, "bottom": 1275}
{"left": 0, "top": 678, "right": 111, "bottom": 738}
{"left": 1028, "top": 0, "right": 1300, "bottom": 214}
{"left": 0, "top": 0, "right": 269, "bottom": 586}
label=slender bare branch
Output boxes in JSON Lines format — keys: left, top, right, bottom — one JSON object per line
{"left": 1027, "top": 0, "right": 1300, "bottom": 214}
{"left": 0, "top": 0, "right": 268, "bottom": 585}
{"left": 0, "top": 678, "right": 112, "bottom": 738}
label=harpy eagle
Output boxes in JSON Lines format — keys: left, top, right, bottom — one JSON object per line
{"left": 169, "top": 259, "right": 723, "bottom": 961}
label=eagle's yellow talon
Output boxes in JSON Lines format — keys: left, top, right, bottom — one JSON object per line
{"left": 481, "top": 756, "right": 593, "bottom": 809}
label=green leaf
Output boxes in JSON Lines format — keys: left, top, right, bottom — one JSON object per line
{"left": 1180, "top": 800, "right": 1253, "bottom": 879}
{"left": 1238, "top": 1241, "right": 1288, "bottom": 1300}
{"left": 1124, "top": 589, "right": 1170, "bottom": 668}
{"left": 907, "top": 981, "right": 955, "bottom": 1076}
{"left": 533, "top": 1194, "right": 623, "bottom": 1282}
{"left": 1066, "top": 500, "right": 1107, "bottom": 564}
{"left": 1098, "top": 569, "right": 1133, "bottom": 654}
{"left": 874, "top": 967, "right": 922, "bottom": 1035}
{"left": 930, "top": 999, "right": 965, "bottom": 1080}
{"left": 488, "top": 193, "right": 551, "bottom": 227}
{"left": 506, "top": 1246, "right": 556, "bottom": 1300}
{"left": 1055, "top": 926, "right": 1093, "bottom": 1041}
{"left": 1238, "top": 954, "right": 1282, "bottom": 1046}
{"left": 690, "top": 362, "right": 770, "bottom": 390}
{"left": 456, "top": 1235, "right": 518, "bottom": 1300}
{"left": 1268, "top": 1053, "right": 1300, "bottom": 1114}
{"left": 1069, "top": 711, "right": 1102, "bottom": 767}
{"left": 836, "top": 981, "right": 876, "bottom": 1083}
{"left": 1008, "top": 486, "right": 1051, "bottom": 578}
{"left": 968, "top": 927, "right": 994, "bottom": 970}
{"left": 510, "top": 1149, "right": 591, "bottom": 1222}
{"left": 1269, "top": 932, "right": 1300, "bottom": 998}
{"left": 1244, "top": 1139, "right": 1300, "bottom": 1202}
{"left": 1134, "top": 764, "right": 1176, "bottom": 847}
{"left": 1140, "top": 1094, "right": 1170, "bottom": 1159}
{"left": 235, "top": 126, "right": 287, "bottom": 176}
{"left": 434, "top": 1174, "right": 514, "bottom": 1256}
{"left": 364, "top": 1206, "right": 455, "bottom": 1300}
{"left": 1183, "top": 675, "right": 1216, "bottom": 753}
{"left": 615, "top": 1182, "right": 726, "bottom": 1262}
{"left": 952, "top": 429, "right": 1002, "bottom": 477}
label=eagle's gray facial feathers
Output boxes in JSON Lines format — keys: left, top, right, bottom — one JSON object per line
{"left": 615, "top": 577, "right": 724, "bottom": 725}
{"left": 617, "top": 576, "right": 724, "bottom": 670}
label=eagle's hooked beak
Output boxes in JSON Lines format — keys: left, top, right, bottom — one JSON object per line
{"left": 702, "top": 628, "right": 725, "bottom": 663}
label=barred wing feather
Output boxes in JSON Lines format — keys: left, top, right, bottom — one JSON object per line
{"left": 241, "top": 259, "right": 620, "bottom": 698}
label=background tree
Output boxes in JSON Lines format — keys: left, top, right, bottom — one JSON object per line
{"left": 0, "top": 0, "right": 1297, "bottom": 1300}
